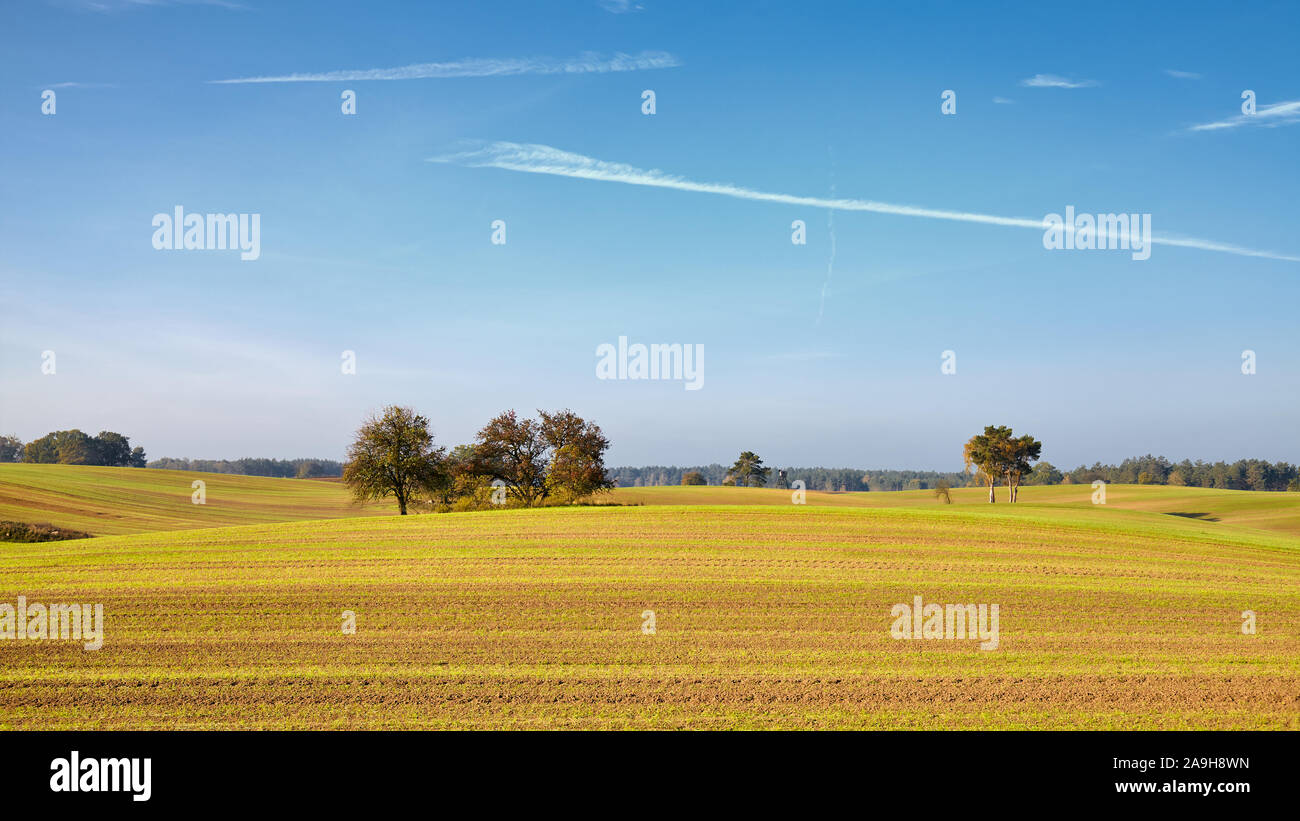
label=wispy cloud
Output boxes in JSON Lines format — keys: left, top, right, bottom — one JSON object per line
{"left": 429, "top": 141, "right": 1300, "bottom": 263}
{"left": 763, "top": 351, "right": 841, "bottom": 363}
{"left": 44, "top": 81, "right": 118, "bottom": 88}
{"left": 1187, "top": 99, "right": 1300, "bottom": 132}
{"left": 599, "top": 0, "right": 643, "bottom": 12}
{"left": 56, "top": 0, "right": 245, "bottom": 10}
{"left": 992, "top": 96, "right": 1014, "bottom": 104}
{"left": 1164, "top": 69, "right": 1202, "bottom": 79}
{"left": 1019, "top": 74, "right": 1098, "bottom": 89}
{"left": 212, "top": 51, "right": 680, "bottom": 84}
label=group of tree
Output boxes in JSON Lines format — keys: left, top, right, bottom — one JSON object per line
{"left": 1, "top": 430, "right": 146, "bottom": 467}
{"left": 962, "top": 425, "right": 1043, "bottom": 503}
{"left": 148, "top": 457, "right": 343, "bottom": 479}
{"left": 343, "top": 406, "right": 614, "bottom": 515}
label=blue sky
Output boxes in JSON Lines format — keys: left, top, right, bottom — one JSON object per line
{"left": 1, "top": 0, "right": 1297, "bottom": 470}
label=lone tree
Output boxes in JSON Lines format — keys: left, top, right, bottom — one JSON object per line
{"left": 963, "top": 425, "right": 1041, "bottom": 503}
{"left": 343, "top": 406, "right": 446, "bottom": 515}
{"left": 933, "top": 479, "right": 953, "bottom": 504}
{"left": 680, "top": 471, "right": 707, "bottom": 486}
{"left": 728, "top": 451, "right": 772, "bottom": 487}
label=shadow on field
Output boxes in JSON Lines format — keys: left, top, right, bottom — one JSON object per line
{"left": 1165, "top": 512, "right": 1221, "bottom": 522}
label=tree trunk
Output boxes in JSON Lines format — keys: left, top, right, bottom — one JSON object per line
{"left": 987, "top": 480, "right": 995, "bottom": 503}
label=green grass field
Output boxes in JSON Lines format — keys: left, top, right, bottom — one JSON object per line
{"left": 1, "top": 465, "right": 1296, "bottom": 729}
{"left": 612, "top": 484, "right": 1300, "bottom": 538}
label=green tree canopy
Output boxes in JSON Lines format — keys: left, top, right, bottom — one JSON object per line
{"left": 92, "top": 431, "right": 132, "bottom": 467}
{"left": 0, "top": 435, "right": 24, "bottom": 463}
{"left": 728, "top": 451, "right": 772, "bottom": 487}
{"left": 963, "top": 425, "right": 1013, "bottom": 503}
{"left": 342, "top": 406, "right": 446, "bottom": 515}
{"left": 1025, "top": 461, "right": 1063, "bottom": 485}
{"left": 1003, "top": 433, "right": 1042, "bottom": 502}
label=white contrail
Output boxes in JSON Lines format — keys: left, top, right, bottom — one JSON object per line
{"left": 816, "top": 150, "right": 837, "bottom": 325}
{"left": 817, "top": 198, "right": 836, "bottom": 325}
{"left": 428, "top": 141, "right": 1300, "bottom": 263}
{"left": 212, "top": 51, "right": 680, "bottom": 83}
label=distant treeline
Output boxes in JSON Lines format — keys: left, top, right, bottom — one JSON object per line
{"left": 1058, "top": 455, "right": 1299, "bottom": 491}
{"left": 9, "top": 436, "right": 1297, "bottom": 493}
{"left": 609, "top": 465, "right": 972, "bottom": 492}
{"left": 612, "top": 456, "right": 1300, "bottom": 493}
{"left": 148, "top": 457, "right": 343, "bottom": 478}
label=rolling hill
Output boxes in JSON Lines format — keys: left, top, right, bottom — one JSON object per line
{"left": 0, "top": 463, "right": 394, "bottom": 536}
{"left": 611, "top": 483, "right": 1300, "bottom": 538}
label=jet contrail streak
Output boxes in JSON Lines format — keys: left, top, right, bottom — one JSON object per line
{"left": 429, "top": 141, "right": 1300, "bottom": 263}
